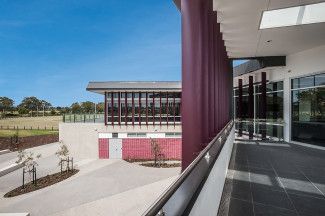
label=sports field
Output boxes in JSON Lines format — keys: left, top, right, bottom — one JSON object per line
{"left": 0, "top": 116, "right": 62, "bottom": 130}
{"left": 0, "top": 129, "right": 58, "bottom": 137}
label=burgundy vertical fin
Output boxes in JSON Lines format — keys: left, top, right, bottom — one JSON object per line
{"left": 146, "top": 92, "right": 148, "bottom": 126}
{"left": 139, "top": 92, "right": 141, "bottom": 126}
{"left": 125, "top": 92, "right": 128, "bottom": 125}
{"left": 118, "top": 92, "right": 121, "bottom": 126}
{"left": 132, "top": 92, "right": 134, "bottom": 126}
{"left": 104, "top": 92, "right": 107, "bottom": 126}
{"left": 111, "top": 92, "right": 114, "bottom": 126}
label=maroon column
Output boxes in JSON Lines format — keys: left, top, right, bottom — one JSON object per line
{"left": 213, "top": 20, "right": 220, "bottom": 135}
{"left": 104, "top": 92, "right": 107, "bottom": 126}
{"left": 207, "top": 9, "right": 216, "bottom": 139}
{"left": 118, "top": 92, "right": 121, "bottom": 126}
{"left": 181, "top": 0, "right": 230, "bottom": 170}
{"left": 125, "top": 92, "right": 127, "bottom": 126}
{"left": 261, "top": 72, "right": 267, "bottom": 139}
{"left": 181, "top": 0, "right": 208, "bottom": 170}
{"left": 238, "top": 79, "right": 243, "bottom": 136}
{"left": 201, "top": 0, "right": 212, "bottom": 145}
{"left": 248, "top": 76, "right": 254, "bottom": 139}
{"left": 111, "top": 92, "right": 114, "bottom": 126}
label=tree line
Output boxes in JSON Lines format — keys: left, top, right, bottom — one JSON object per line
{"left": 0, "top": 96, "right": 104, "bottom": 117}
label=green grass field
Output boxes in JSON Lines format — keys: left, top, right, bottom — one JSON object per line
{"left": 0, "top": 116, "right": 62, "bottom": 130}
{"left": 0, "top": 129, "right": 59, "bottom": 138}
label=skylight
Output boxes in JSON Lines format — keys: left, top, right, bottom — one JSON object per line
{"left": 260, "top": 2, "right": 325, "bottom": 29}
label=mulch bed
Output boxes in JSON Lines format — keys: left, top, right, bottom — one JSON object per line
{"left": 4, "top": 169, "right": 79, "bottom": 198}
{"left": 140, "top": 162, "right": 181, "bottom": 168}
{"left": 125, "top": 158, "right": 180, "bottom": 163}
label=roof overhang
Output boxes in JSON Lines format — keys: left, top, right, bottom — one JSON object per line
{"left": 86, "top": 81, "right": 182, "bottom": 95}
{"left": 173, "top": 0, "right": 180, "bottom": 10}
{"left": 233, "top": 56, "right": 286, "bottom": 77}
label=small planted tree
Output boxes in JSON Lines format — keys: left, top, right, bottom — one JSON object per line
{"left": 56, "top": 141, "right": 72, "bottom": 173}
{"left": 16, "top": 149, "right": 41, "bottom": 187}
{"left": 150, "top": 138, "right": 162, "bottom": 167}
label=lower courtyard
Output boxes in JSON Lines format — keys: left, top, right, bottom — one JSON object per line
{"left": 218, "top": 140, "right": 325, "bottom": 216}
{"left": 0, "top": 143, "right": 180, "bottom": 216}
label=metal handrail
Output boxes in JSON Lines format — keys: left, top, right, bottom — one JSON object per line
{"left": 144, "top": 120, "right": 234, "bottom": 216}
{"left": 235, "top": 119, "right": 285, "bottom": 126}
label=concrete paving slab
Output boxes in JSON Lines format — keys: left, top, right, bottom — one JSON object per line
{"left": 0, "top": 159, "right": 180, "bottom": 216}
{"left": 49, "top": 176, "right": 178, "bottom": 216}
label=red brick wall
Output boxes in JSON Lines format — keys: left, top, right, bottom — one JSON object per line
{"left": 98, "top": 138, "right": 109, "bottom": 159}
{"left": 122, "top": 138, "right": 181, "bottom": 160}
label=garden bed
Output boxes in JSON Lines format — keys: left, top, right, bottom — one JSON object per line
{"left": 125, "top": 159, "right": 181, "bottom": 168}
{"left": 4, "top": 169, "right": 79, "bottom": 198}
{"left": 140, "top": 162, "right": 181, "bottom": 168}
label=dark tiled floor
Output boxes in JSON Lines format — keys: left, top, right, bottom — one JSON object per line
{"left": 218, "top": 140, "right": 325, "bottom": 216}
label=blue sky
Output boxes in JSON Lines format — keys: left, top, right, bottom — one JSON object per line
{"left": 0, "top": 0, "right": 244, "bottom": 107}
{"left": 0, "top": 0, "right": 181, "bottom": 106}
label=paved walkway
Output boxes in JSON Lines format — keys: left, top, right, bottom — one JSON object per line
{"left": 218, "top": 140, "right": 325, "bottom": 216}
{"left": 0, "top": 145, "right": 180, "bottom": 216}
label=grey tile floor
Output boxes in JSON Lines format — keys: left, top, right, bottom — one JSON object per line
{"left": 218, "top": 140, "right": 325, "bottom": 216}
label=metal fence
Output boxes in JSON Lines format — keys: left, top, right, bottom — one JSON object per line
{"left": 0, "top": 125, "right": 58, "bottom": 131}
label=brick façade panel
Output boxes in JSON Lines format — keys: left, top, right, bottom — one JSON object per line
{"left": 122, "top": 138, "right": 181, "bottom": 160}
{"left": 98, "top": 138, "right": 109, "bottom": 159}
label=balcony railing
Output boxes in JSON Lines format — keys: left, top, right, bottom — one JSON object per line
{"left": 143, "top": 120, "right": 234, "bottom": 216}
{"left": 235, "top": 119, "right": 285, "bottom": 141}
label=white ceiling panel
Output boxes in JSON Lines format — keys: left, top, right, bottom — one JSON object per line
{"left": 213, "top": 0, "right": 325, "bottom": 58}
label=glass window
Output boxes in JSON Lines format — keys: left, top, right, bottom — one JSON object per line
{"left": 299, "top": 76, "right": 314, "bottom": 88}
{"left": 266, "top": 83, "right": 273, "bottom": 92}
{"left": 274, "top": 81, "right": 283, "bottom": 91}
{"left": 292, "top": 78, "right": 299, "bottom": 89}
{"left": 315, "top": 73, "right": 325, "bottom": 86}
{"left": 291, "top": 77, "right": 325, "bottom": 146}
{"left": 234, "top": 89, "right": 238, "bottom": 96}
{"left": 174, "top": 92, "right": 181, "bottom": 98}
{"left": 148, "top": 93, "right": 153, "bottom": 98}
{"left": 112, "top": 133, "right": 118, "bottom": 138}
{"left": 127, "top": 133, "right": 146, "bottom": 137}
{"left": 112, "top": 93, "right": 117, "bottom": 98}
{"left": 127, "top": 133, "right": 136, "bottom": 137}
{"left": 242, "top": 87, "right": 248, "bottom": 95}
{"left": 165, "top": 132, "right": 182, "bottom": 137}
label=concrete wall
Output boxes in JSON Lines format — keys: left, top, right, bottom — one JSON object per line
{"left": 59, "top": 123, "right": 181, "bottom": 159}
{"left": 234, "top": 45, "right": 325, "bottom": 142}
